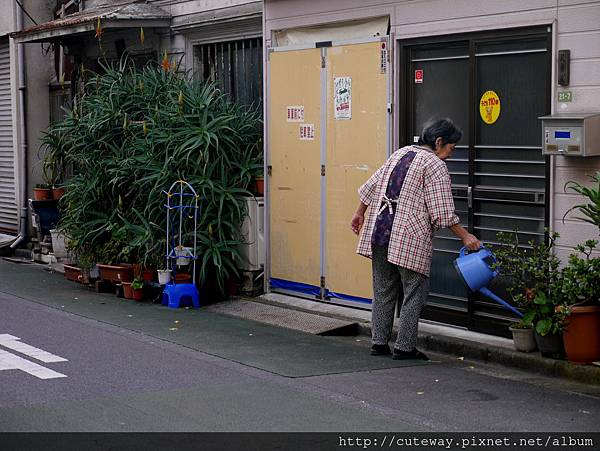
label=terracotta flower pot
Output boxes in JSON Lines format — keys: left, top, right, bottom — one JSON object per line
{"left": 132, "top": 288, "right": 144, "bottom": 301}
{"left": 122, "top": 282, "right": 134, "bottom": 299}
{"left": 98, "top": 264, "right": 133, "bottom": 283}
{"left": 33, "top": 187, "right": 52, "bottom": 200}
{"left": 142, "top": 269, "right": 155, "bottom": 282}
{"left": 52, "top": 187, "right": 65, "bottom": 200}
{"left": 563, "top": 305, "right": 600, "bottom": 364}
{"left": 63, "top": 264, "right": 82, "bottom": 282}
{"left": 254, "top": 176, "right": 264, "bottom": 196}
{"left": 174, "top": 273, "right": 192, "bottom": 283}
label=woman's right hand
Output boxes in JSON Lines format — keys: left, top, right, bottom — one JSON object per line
{"left": 462, "top": 233, "right": 482, "bottom": 251}
{"left": 350, "top": 212, "right": 364, "bottom": 235}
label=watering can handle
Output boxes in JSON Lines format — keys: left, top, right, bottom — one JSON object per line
{"left": 459, "top": 245, "right": 485, "bottom": 257}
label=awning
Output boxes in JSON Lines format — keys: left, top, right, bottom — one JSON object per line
{"left": 10, "top": 1, "right": 171, "bottom": 44}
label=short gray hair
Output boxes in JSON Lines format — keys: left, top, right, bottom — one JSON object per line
{"left": 418, "top": 118, "right": 462, "bottom": 148}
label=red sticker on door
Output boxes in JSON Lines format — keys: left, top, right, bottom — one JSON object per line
{"left": 415, "top": 69, "right": 423, "bottom": 84}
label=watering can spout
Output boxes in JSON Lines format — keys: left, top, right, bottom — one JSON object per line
{"left": 478, "top": 287, "right": 523, "bottom": 318}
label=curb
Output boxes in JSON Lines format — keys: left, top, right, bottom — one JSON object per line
{"left": 357, "top": 322, "right": 600, "bottom": 386}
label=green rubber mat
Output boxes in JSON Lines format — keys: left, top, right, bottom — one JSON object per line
{"left": 0, "top": 259, "right": 431, "bottom": 377}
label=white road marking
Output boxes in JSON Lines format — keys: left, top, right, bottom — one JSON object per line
{"left": 0, "top": 349, "right": 67, "bottom": 379}
{"left": 0, "top": 334, "right": 68, "bottom": 363}
{"left": 0, "top": 334, "right": 68, "bottom": 379}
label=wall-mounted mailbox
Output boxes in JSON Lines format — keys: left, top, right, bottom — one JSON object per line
{"left": 539, "top": 113, "right": 600, "bottom": 156}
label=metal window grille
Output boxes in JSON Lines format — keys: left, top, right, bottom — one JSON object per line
{"left": 194, "top": 37, "right": 263, "bottom": 109}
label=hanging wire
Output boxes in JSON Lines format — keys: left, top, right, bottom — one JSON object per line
{"left": 14, "top": 0, "right": 38, "bottom": 25}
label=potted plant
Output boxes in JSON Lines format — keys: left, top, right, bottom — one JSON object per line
{"left": 508, "top": 320, "right": 537, "bottom": 352}
{"left": 254, "top": 175, "right": 264, "bottom": 196}
{"left": 42, "top": 60, "right": 262, "bottom": 302}
{"left": 40, "top": 126, "right": 67, "bottom": 200}
{"left": 76, "top": 251, "right": 95, "bottom": 285}
{"left": 556, "top": 241, "right": 600, "bottom": 364}
{"left": 493, "top": 230, "right": 565, "bottom": 358}
{"left": 131, "top": 277, "right": 144, "bottom": 301}
{"left": 525, "top": 292, "right": 566, "bottom": 359}
{"left": 96, "top": 234, "right": 134, "bottom": 283}
{"left": 559, "top": 171, "right": 600, "bottom": 364}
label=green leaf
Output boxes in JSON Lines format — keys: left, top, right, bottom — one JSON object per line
{"left": 535, "top": 318, "right": 552, "bottom": 336}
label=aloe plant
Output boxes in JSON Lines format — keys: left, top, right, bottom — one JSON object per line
{"left": 563, "top": 171, "right": 600, "bottom": 233}
{"left": 48, "top": 57, "right": 262, "bottom": 292}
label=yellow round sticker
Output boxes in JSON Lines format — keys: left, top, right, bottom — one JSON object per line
{"left": 479, "top": 90, "right": 501, "bottom": 125}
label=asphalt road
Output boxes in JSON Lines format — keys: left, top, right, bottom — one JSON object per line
{"left": 1, "top": 261, "right": 600, "bottom": 434}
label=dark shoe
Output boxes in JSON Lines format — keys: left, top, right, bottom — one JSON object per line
{"left": 392, "top": 348, "right": 429, "bottom": 361}
{"left": 370, "top": 344, "right": 391, "bottom": 356}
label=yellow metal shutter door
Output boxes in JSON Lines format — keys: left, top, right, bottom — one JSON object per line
{"left": 325, "top": 41, "right": 389, "bottom": 302}
{"left": 268, "top": 48, "right": 322, "bottom": 290}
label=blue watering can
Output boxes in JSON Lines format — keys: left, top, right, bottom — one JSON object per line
{"left": 453, "top": 246, "right": 523, "bottom": 318}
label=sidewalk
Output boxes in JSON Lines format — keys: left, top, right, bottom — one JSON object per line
{"left": 253, "top": 292, "right": 600, "bottom": 386}
{"left": 2, "top": 257, "right": 599, "bottom": 386}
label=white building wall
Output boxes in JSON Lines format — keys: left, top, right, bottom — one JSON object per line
{"left": 265, "top": 0, "right": 600, "bottom": 260}
{"left": 553, "top": 0, "right": 600, "bottom": 261}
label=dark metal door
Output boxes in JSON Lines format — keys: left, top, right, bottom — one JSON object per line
{"left": 401, "top": 28, "right": 551, "bottom": 336}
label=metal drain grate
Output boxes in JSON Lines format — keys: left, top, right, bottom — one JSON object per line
{"left": 205, "top": 299, "right": 358, "bottom": 336}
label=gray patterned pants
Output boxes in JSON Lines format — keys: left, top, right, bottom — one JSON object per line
{"left": 371, "top": 244, "right": 430, "bottom": 351}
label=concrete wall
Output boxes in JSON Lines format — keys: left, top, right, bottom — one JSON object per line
{"left": 265, "top": 0, "right": 600, "bottom": 259}
{"left": 0, "top": 0, "right": 15, "bottom": 36}
{"left": 21, "top": 1, "right": 54, "bottom": 201}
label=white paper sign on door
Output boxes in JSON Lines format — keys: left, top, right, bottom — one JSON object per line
{"left": 299, "top": 123, "right": 315, "bottom": 140}
{"left": 334, "top": 77, "right": 352, "bottom": 120}
{"left": 286, "top": 105, "right": 305, "bottom": 122}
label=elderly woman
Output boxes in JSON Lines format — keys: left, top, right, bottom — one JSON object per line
{"left": 351, "top": 118, "right": 481, "bottom": 360}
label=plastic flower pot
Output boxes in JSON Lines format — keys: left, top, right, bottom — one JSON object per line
{"left": 142, "top": 269, "right": 155, "bottom": 282}
{"left": 534, "top": 331, "right": 565, "bottom": 359}
{"left": 175, "top": 247, "right": 192, "bottom": 266}
{"left": 157, "top": 269, "right": 172, "bottom": 285}
{"left": 509, "top": 326, "right": 537, "bottom": 353}
{"left": 563, "top": 305, "right": 600, "bottom": 364}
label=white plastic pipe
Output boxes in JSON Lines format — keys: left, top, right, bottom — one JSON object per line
{"left": 10, "top": 3, "right": 28, "bottom": 249}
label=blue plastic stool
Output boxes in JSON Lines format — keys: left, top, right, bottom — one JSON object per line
{"left": 162, "top": 283, "right": 200, "bottom": 309}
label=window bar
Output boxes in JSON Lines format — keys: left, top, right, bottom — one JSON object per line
{"left": 242, "top": 39, "right": 247, "bottom": 105}
{"left": 227, "top": 40, "right": 232, "bottom": 98}
{"left": 233, "top": 40, "right": 239, "bottom": 102}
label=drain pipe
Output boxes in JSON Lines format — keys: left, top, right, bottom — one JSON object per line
{"left": 10, "top": 5, "right": 28, "bottom": 249}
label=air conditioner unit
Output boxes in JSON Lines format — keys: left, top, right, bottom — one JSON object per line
{"left": 236, "top": 196, "right": 264, "bottom": 271}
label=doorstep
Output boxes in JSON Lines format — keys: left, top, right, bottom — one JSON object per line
{"left": 253, "top": 292, "right": 600, "bottom": 386}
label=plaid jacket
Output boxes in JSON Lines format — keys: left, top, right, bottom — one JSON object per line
{"left": 356, "top": 145, "right": 460, "bottom": 276}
